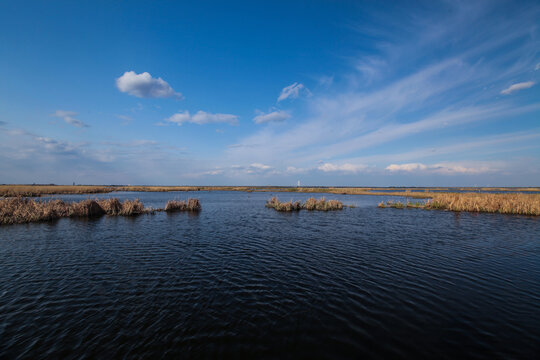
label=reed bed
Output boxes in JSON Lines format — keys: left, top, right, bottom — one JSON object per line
{"left": 0, "top": 185, "right": 114, "bottom": 197}
{"left": 378, "top": 193, "right": 540, "bottom": 216}
{"left": 0, "top": 197, "right": 201, "bottom": 225}
{"left": 164, "top": 199, "right": 201, "bottom": 212}
{"left": 3, "top": 185, "right": 538, "bottom": 198}
{"left": 266, "top": 197, "right": 344, "bottom": 212}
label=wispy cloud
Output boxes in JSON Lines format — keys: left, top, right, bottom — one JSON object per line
{"left": 317, "top": 163, "right": 367, "bottom": 173}
{"left": 253, "top": 110, "right": 290, "bottom": 124}
{"left": 277, "top": 82, "right": 310, "bottom": 102}
{"left": 116, "top": 114, "right": 133, "bottom": 125}
{"left": 500, "top": 81, "right": 535, "bottom": 95}
{"left": 386, "top": 162, "right": 493, "bottom": 174}
{"left": 0, "top": 127, "right": 195, "bottom": 184}
{"left": 231, "top": 163, "right": 274, "bottom": 175}
{"left": 166, "top": 110, "right": 239, "bottom": 126}
{"left": 116, "top": 71, "right": 183, "bottom": 99}
{"left": 51, "top": 110, "right": 89, "bottom": 128}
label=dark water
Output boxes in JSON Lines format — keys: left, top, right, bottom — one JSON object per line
{"left": 1, "top": 191, "right": 539, "bottom": 359}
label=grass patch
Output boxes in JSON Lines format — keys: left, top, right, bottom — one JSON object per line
{"left": 0, "top": 197, "right": 201, "bottom": 225}
{"left": 266, "top": 197, "right": 344, "bottom": 212}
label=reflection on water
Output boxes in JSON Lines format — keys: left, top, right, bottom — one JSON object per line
{"left": 0, "top": 191, "right": 539, "bottom": 358}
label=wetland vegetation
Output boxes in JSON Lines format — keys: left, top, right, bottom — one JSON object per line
{"left": 266, "top": 197, "right": 344, "bottom": 212}
{"left": 0, "top": 197, "right": 202, "bottom": 225}
{"left": 378, "top": 193, "right": 540, "bottom": 216}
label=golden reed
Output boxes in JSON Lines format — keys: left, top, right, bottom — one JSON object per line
{"left": 0, "top": 197, "right": 202, "bottom": 225}
{"left": 2, "top": 185, "right": 538, "bottom": 198}
{"left": 379, "top": 193, "right": 540, "bottom": 216}
{"left": 266, "top": 197, "right": 344, "bottom": 212}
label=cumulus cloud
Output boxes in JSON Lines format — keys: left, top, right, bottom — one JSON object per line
{"left": 51, "top": 110, "right": 89, "bottom": 128}
{"left": 500, "top": 81, "right": 535, "bottom": 95}
{"left": 386, "top": 162, "right": 491, "bottom": 174}
{"left": 317, "top": 163, "right": 367, "bottom": 173}
{"left": 277, "top": 82, "right": 310, "bottom": 102}
{"left": 253, "top": 110, "right": 290, "bottom": 124}
{"left": 116, "top": 71, "right": 183, "bottom": 99}
{"left": 166, "top": 110, "right": 239, "bottom": 125}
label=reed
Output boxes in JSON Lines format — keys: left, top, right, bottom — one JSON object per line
{"left": 266, "top": 197, "right": 303, "bottom": 211}
{"left": 0, "top": 197, "right": 202, "bottom": 225}
{"left": 2, "top": 185, "right": 539, "bottom": 200}
{"left": 0, "top": 185, "right": 114, "bottom": 197}
{"left": 164, "top": 198, "right": 202, "bottom": 212}
{"left": 266, "top": 197, "right": 343, "bottom": 212}
{"left": 379, "top": 193, "right": 540, "bottom": 216}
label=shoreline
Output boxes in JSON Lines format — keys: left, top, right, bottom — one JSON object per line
{"left": 1, "top": 184, "right": 539, "bottom": 199}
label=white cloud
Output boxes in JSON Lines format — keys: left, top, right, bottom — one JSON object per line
{"left": 317, "top": 163, "right": 367, "bottom": 173}
{"left": 277, "top": 82, "right": 310, "bottom": 102}
{"left": 386, "top": 163, "right": 428, "bottom": 172}
{"left": 286, "top": 166, "right": 308, "bottom": 174}
{"left": 166, "top": 110, "right": 239, "bottom": 125}
{"left": 231, "top": 163, "right": 274, "bottom": 175}
{"left": 386, "top": 162, "right": 492, "bottom": 174}
{"left": 116, "top": 71, "right": 183, "bottom": 99}
{"left": 535, "top": 63, "right": 540, "bottom": 71}
{"left": 500, "top": 81, "right": 535, "bottom": 95}
{"left": 253, "top": 110, "right": 290, "bottom": 124}
{"left": 249, "top": 163, "right": 271, "bottom": 170}
{"left": 51, "top": 110, "right": 89, "bottom": 128}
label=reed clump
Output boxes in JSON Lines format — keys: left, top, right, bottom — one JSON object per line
{"left": 266, "top": 197, "right": 303, "bottom": 211}
{"left": 266, "top": 196, "right": 343, "bottom": 212}
{"left": 164, "top": 198, "right": 201, "bottom": 212}
{"left": 427, "top": 193, "right": 540, "bottom": 215}
{"left": 0, "top": 197, "right": 202, "bottom": 225}
{"left": 379, "top": 193, "right": 540, "bottom": 216}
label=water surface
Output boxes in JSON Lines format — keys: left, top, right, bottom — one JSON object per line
{"left": 1, "top": 191, "right": 539, "bottom": 358}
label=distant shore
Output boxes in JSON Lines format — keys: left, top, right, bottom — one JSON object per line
{"left": 1, "top": 184, "right": 539, "bottom": 198}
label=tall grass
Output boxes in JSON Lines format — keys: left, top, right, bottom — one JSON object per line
{"left": 266, "top": 197, "right": 344, "bottom": 212}
{"left": 379, "top": 193, "right": 540, "bottom": 216}
{"left": 0, "top": 197, "right": 201, "bottom": 225}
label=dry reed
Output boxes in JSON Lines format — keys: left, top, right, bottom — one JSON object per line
{"left": 379, "top": 193, "right": 540, "bottom": 216}
{"left": 2, "top": 185, "right": 538, "bottom": 198}
{"left": 0, "top": 197, "right": 202, "bottom": 225}
{"left": 266, "top": 197, "right": 344, "bottom": 212}
{"left": 164, "top": 199, "right": 201, "bottom": 212}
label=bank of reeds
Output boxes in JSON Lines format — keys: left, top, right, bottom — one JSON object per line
{"left": 0, "top": 197, "right": 201, "bottom": 225}
{"left": 2, "top": 185, "right": 539, "bottom": 198}
{"left": 266, "top": 197, "right": 344, "bottom": 212}
{"left": 164, "top": 199, "right": 201, "bottom": 212}
{"left": 378, "top": 193, "right": 540, "bottom": 216}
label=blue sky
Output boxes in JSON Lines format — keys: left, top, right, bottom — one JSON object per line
{"left": 1, "top": 0, "right": 539, "bottom": 186}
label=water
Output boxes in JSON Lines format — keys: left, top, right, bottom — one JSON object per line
{"left": 1, "top": 191, "right": 539, "bottom": 358}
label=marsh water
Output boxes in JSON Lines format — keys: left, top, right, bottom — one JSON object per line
{"left": 1, "top": 191, "right": 539, "bottom": 358}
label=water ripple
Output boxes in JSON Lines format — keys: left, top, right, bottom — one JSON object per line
{"left": 0, "top": 191, "right": 539, "bottom": 358}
